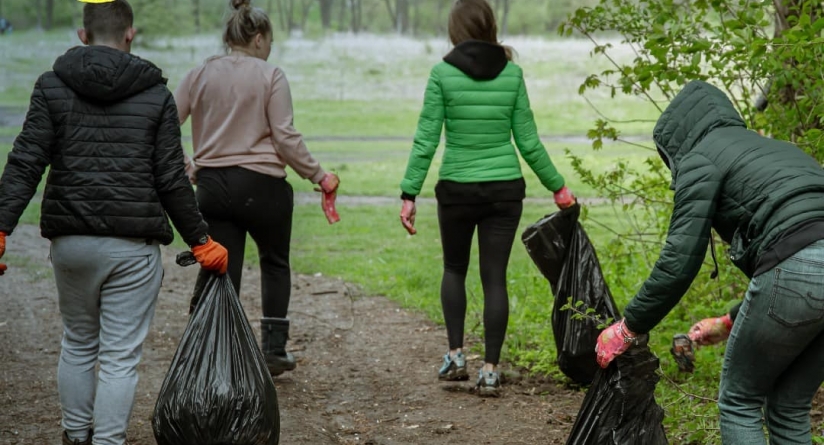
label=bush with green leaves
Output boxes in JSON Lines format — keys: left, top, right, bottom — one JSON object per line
{"left": 559, "top": 0, "right": 824, "bottom": 442}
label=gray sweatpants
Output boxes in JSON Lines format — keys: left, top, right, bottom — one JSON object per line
{"left": 51, "top": 236, "right": 163, "bottom": 445}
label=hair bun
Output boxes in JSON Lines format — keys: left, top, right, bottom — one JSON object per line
{"left": 230, "top": 0, "right": 251, "bottom": 10}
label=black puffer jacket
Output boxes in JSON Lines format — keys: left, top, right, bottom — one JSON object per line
{"left": 0, "top": 46, "right": 207, "bottom": 245}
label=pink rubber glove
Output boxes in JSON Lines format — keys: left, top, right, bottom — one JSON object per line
{"left": 400, "top": 199, "right": 417, "bottom": 235}
{"left": 595, "top": 318, "right": 638, "bottom": 368}
{"left": 688, "top": 313, "right": 732, "bottom": 346}
{"left": 316, "top": 173, "right": 340, "bottom": 225}
{"left": 554, "top": 186, "right": 576, "bottom": 209}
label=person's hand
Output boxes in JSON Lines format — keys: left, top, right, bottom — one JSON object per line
{"left": 318, "top": 172, "right": 340, "bottom": 194}
{"left": 688, "top": 313, "right": 733, "bottom": 346}
{"left": 554, "top": 186, "right": 576, "bottom": 209}
{"left": 595, "top": 318, "right": 638, "bottom": 368}
{"left": 316, "top": 173, "right": 340, "bottom": 224}
{"left": 400, "top": 199, "right": 417, "bottom": 235}
{"left": 191, "top": 236, "right": 229, "bottom": 274}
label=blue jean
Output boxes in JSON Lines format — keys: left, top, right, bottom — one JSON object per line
{"left": 52, "top": 236, "right": 163, "bottom": 445}
{"left": 719, "top": 240, "right": 824, "bottom": 444}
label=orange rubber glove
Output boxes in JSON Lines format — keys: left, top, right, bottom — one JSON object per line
{"left": 191, "top": 237, "right": 228, "bottom": 275}
{"left": 400, "top": 199, "right": 416, "bottom": 235}
{"left": 688, "top": 313, "right": 733, "bottom": 346}
{"left": 595, "top": 318, "right": 638, "bottom": 368}
{"left": 0, "top": 231, "right": 6, "bottom": 276}
{"left": 316, "top": 173, "right": 340, "bottom": 225}
{"left": 554, "top": 186, "right": 576, "bottom": 209}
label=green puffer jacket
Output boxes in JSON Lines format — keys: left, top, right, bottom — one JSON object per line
{"left": 624, "top": 80, "right": 824, "bottom": 334}
{"left": 399, "top": 41, "right": 565, "bottom": 198}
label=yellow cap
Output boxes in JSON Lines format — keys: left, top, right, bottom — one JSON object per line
{"left": 77, "top": 0, "right": 116, "bottom": 3}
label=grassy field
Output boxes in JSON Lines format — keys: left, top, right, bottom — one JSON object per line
{"left": 0, "top": 29, "right": 661, "bottom": 137}
{"left": 0, "top": 30, "right": 777, "bottom": 443}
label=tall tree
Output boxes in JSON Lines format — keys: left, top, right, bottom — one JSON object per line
{"left": 383, "top": 0, "right": 409, "bottom": 33}
{"left": 319, "top": 0, "right": 334, "bottom": 29}
{"left": 192, "top": 0, "right": 200, "bottom": 32}
{"left": 499, "top": 0, "right": 509, "bottom": 36}
{"left": 299, "top": 0, "right": 314, "bottom": 30}
{"left": 45, "top": 0, "right": 54, "bottom": 29}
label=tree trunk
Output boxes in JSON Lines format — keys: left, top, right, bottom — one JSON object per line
{"left": 397, "top": 0, "right": 409, "bottom": 34}
{"left": 411, "top": 0, "right": 419, "bottom": 36}
{"left": 355, "top": 0, "right": 362, "bottom": 33}
{"left": 35, "top": 0, "right": 42, "bottom": 29}
{"left": 383, "top": 0, "right": 396, "bottom": 28}
{"left": 45, "top": 0, "right": 54, "bottom": 30}
{"left": 337, "top": 0, "right": 346, "bottom": 31}
{"left": 500, "top": 0, "right": 510, "bottom": 36}
{"left": 437, "top": 0, "right": 447, "bottom": 35}
{"left": 193, "top": 0, "right": 201, "bottom": 33}
{"left": 350, "top": 0, "right": 359, "bottom": 33}
{"left": 300, "top": 0, "right": 314, "bottom": 30}
{"left": 320, "top": 0, "right": 334, "bottom": 29}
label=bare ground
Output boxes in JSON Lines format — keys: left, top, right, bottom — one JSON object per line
{"left": 0, "top": 224, "right": 584, "bottom": 445}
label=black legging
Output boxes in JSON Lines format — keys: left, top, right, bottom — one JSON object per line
{"left": 438, "top": 200, "right": 523, "bottom": 365}
{"left": 194, "top": 166, "right": 293, "bottom": 318}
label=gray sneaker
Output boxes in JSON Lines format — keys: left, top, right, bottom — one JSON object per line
{"left": 438, "top": 351, "right": 469, "bottom": 381}
{"left": 475, "top": 369, "right": 501, "bottom": 397}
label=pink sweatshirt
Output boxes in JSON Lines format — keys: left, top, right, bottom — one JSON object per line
{"left": 174, "top": 54, "right": 325, "bottom": 183}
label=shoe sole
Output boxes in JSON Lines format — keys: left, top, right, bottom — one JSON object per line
{"left": 478, "top": 386, "right": 501, "bottom": 398}
{"left": 268, "top": 363, "right": 297, "bottom": 376}
{"left": 438, "top": 367, "right": 469, "bottom": 381}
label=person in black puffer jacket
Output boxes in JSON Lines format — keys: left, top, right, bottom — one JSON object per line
{"left": 0, "top": 2, "right": 228, "bottom": 445}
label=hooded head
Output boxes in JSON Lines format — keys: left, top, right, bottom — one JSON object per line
{"left": 653, "top": 80, "right": 746, "bottom": 188}
{"left": 56, "top": 0, "right": 162, "bottom": 102}
{"left": 443, "top": 0, "right": 512, "bottom": 80}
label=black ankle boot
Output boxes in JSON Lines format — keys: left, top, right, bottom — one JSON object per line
{"left": 261, "top": 317, "right": 297, "bottom": 376}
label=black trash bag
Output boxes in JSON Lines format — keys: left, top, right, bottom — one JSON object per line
{"left": 152, "top": 273, "right": 280, "bottom": 445}
{"left": 565, "top": 336, "right": 668, "bottom": 445}
{"left": 521, "top": 204, "right": 620, "bottom": 384}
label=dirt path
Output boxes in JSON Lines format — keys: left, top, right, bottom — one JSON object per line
{"left": 0, "top": 224, "right": 584, "bottom": 445}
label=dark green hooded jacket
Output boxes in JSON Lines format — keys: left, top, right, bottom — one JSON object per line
{"left": 623, "top": 80, "right": 824, "bottom": 334}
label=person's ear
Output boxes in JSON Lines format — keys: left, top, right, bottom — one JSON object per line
{"left": 77, "top": 28, "right": 90, "bottom": 45}
{"left": 255, "top": 33, "right": 264, "bottom": 49}
{"left": 124, "top": 27, "right": 137, "bottom": 44}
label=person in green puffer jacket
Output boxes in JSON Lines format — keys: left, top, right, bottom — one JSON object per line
{"left": 398, "top": 0, "right": 576, "bottom": 398}
{"left": 595, "top": 80, "right": 824, "bottom": 444}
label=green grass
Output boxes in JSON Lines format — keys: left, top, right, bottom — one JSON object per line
{"left": 0, "top": 29, "right": 661, "bottom": 138}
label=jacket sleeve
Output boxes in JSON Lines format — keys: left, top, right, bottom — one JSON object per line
{"left": 512, "top": 73, "right": 565, "bottom": 192}
{"left": 153, "top": 92, "right": 208, "bottom": 246}
{"left": 623, "top": 153, "right": 722, "bottom": 334}
{"left": 400, "top": 67, "right": 444, "bottom": 197}
{"left": 0, "top": 77, "right": 55, "bottom": 234}
{"left": 267, "top": 68, "right": 325, "bottom": 184}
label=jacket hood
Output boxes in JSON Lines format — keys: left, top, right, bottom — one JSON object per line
{"left": 53, "top": 46, "right": 165, "bottom": 102}
{"left": 443, "top": 40, "right": 508, "bottom": 80}
{"left": 653, "top": 80, "right": 746, "bottom": 188}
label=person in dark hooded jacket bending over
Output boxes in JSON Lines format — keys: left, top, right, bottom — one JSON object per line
{"left": 0, "top": 1, "right": 228, "bottom": 444}
{"left": 594, "top": 80, "right": 824, "bottom": 444}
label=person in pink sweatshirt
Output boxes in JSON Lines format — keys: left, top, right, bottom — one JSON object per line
{"left": 173, "top": 0, "right": 339, "bottom": 377}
